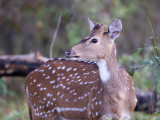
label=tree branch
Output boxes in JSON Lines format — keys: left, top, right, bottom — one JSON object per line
{"left": 50, "top": 15, "right": 62, "bottom": 59}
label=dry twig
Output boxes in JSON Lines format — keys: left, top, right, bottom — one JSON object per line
{"left": 50, "top": 15, "right": 62, "bottom": 58}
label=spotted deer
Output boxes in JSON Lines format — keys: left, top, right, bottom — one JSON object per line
{"left": 25, "top": 18, "right": 137, "bottom": 120}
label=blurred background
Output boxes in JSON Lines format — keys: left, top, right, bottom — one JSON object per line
{"left": 0, "top": 0, "right": 160, "bottom": 119}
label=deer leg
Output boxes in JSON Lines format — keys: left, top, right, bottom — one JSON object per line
{"left": 29, "top": 106, "right": 32, "bottom": 120}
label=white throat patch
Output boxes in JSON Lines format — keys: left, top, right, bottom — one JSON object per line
{"left": 97, "top": 59, "right": 110, "bottom": 82}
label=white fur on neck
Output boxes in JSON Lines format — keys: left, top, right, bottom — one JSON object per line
{"left": 97, "top": 59, "right": 110, "bottom": 82}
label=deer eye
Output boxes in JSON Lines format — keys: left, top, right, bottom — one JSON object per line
{"left": 91, "top": 39, "right": 98, "bottom": 43}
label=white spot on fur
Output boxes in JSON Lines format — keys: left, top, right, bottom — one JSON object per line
{"left": 53, "top": 98, "right": 56, "bottom": 101}
{"left": 66, "top": 67, "right": 72, "bottom": 72}
{"left": 52, "top": 107, "right": 87, "bottom": 113}
{"left": 73, "top": 68, "right": 77, "bottom": 71}
{"left": 45, "top": 76, "right": 50, "bottom": 79}
{"left": 77, "top": 76, "right": 80, "bottom": 78}
{"left": 33, "top": 79, "right": 36, "bottom": 82}
{"left": 57, "top": 92, "right": 60, "bottom": 96}
{"left": 69, "top": 74, "right": 73, "bottom": 77}
{"left": 40, "top": 88, "right": 46, "bottom": 91}
{"left": 52, "top": 69, "right": 56, "bottom": 74}
{"left": 61, "top": 73, "right": 64, "bottom": 76}
{"left": 50, "top": 81, "right": 55, "bottom": 84}
{"left": 37, "top": 84, "right": 41, "bottom": 87}
{"left": 43, "top": 98, "right": 47, "bottom": 101}
{"left": 57, "top": 66, "right": 61, "bottom": 69}
{"left": 48, "top": 66, "right": 52, "bottom": 70}
{"left": 62, "top": 66, "right": 66, "bottom": 70}
{"left": 75, "top": 73, "right": 78, "bottom": 76}
{"left": 47, "top": 93, "right": 52, "bottom": 97}
{"left": 97, "top": 59, "right": 110, "bottom": 82}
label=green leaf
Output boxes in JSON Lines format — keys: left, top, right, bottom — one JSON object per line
{"left": 154, "top": 46, "right": 158, "bottom": 49}
{"left": 132, "top": 48, "right": 143, "bottom": 59}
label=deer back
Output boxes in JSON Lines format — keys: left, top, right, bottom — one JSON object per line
{"left": 25, "top": 59, "right": 106, "bottom": 119}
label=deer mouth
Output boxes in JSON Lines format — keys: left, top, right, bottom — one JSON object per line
{"left": 65, "top": 50, "right": 80, "bottom": 58}
{"left": 71, "top": 56, "right": 80, "bottom": 58}
{"left": 67, "top": 55, "right": 80, "bottom": 58}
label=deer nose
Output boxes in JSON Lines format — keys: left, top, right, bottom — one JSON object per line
{"left": 65, "top": 50, "right": 71, "bottom": 57}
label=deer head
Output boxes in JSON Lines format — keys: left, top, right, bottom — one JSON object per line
{"left": 65, "top": 18, "right": 122, "bottom": 61}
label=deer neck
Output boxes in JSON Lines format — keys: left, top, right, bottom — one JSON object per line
{"left": 97, "top": 44, "right": 118, "bottom": 83}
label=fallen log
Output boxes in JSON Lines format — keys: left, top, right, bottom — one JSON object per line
{"left": 135, "top": 89, "right": 157, "bottom": 113}
{"left": 0, "top": 52, "right": 49, "bottom": 76}
{"left": 0, "top": 53, "right": 158, "bottom": 113}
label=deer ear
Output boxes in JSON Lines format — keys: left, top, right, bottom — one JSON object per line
{"left": 108, "top": 18, "right": 122, "bottom": 41}
{"left": 88, "top": 18, "right": 96, "bottom": 32}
